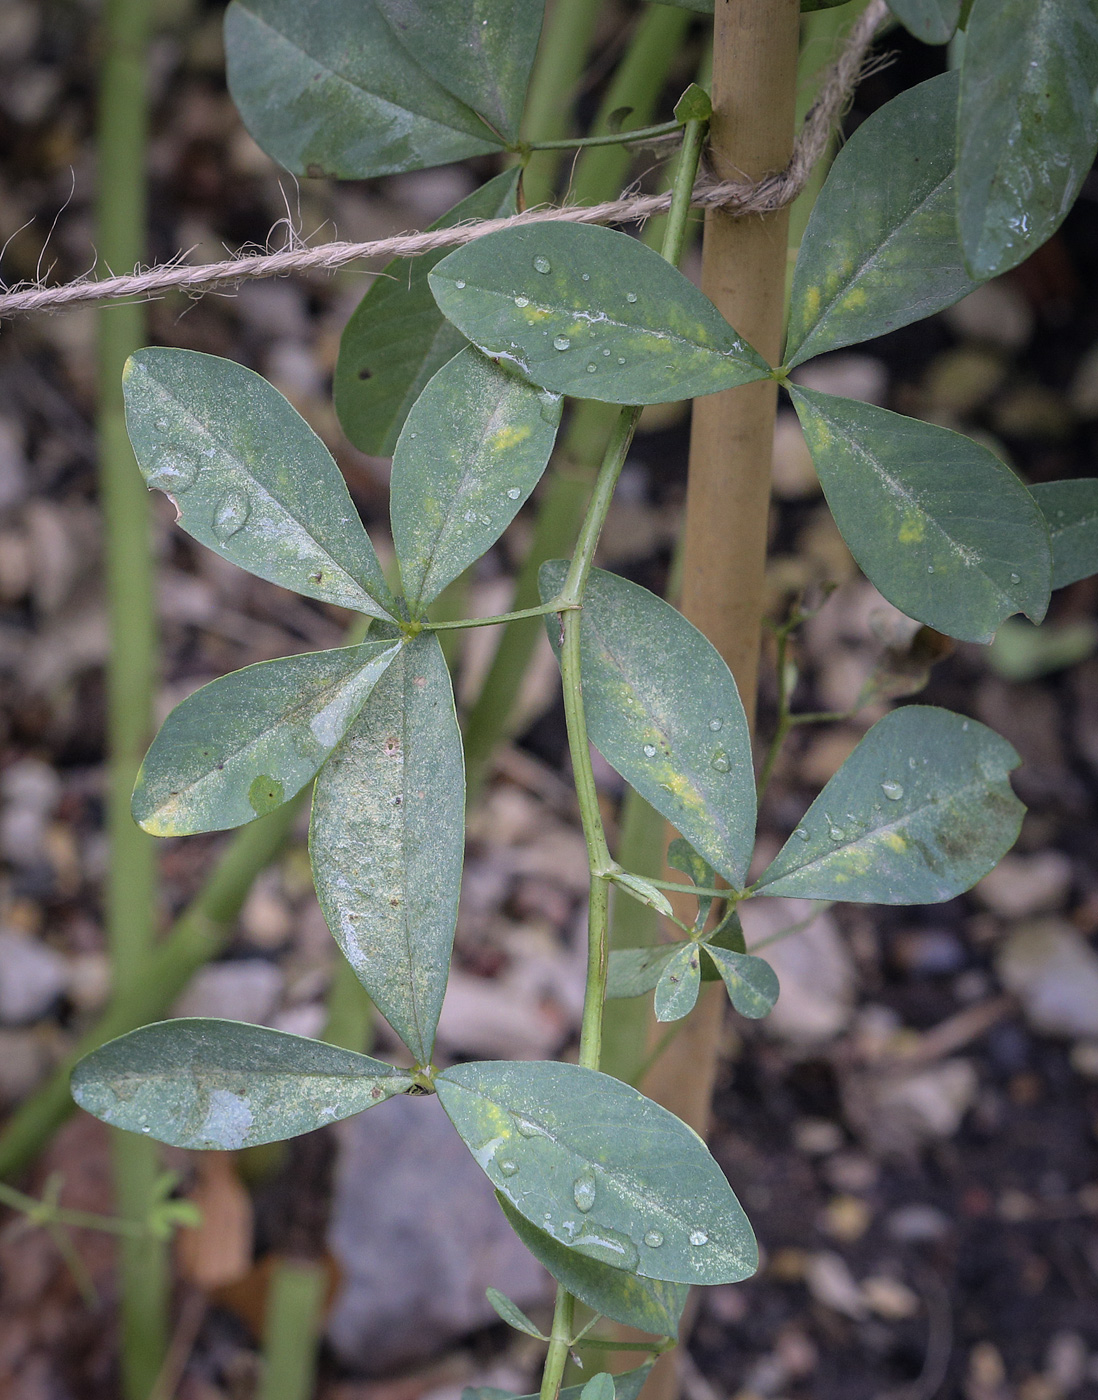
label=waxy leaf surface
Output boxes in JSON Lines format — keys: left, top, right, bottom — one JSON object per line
{"left": 71, "top": 1019, "right": 412, "bottom": 1150}
{"left": 702, "top": 947, "right": 779, "bottom": 1020}
{"left": 957, "top": 0, "right": 1098, "bottom": 278}
{"left": 133, "top": 641, "right": 400, "bottom": 836}
{"left": 791, "top": 388, "right": 1051, "bottom": 643}
{"left": 310, "top": 634, "right": 464, "bottom": 1065}
{"left": 886, "top": 0, "right": 961, "bottom": 43}
{"left": 1031, "top": 480, "right": 1098, "bottom": 590}
{"left": 124, "top": 349, "right": 395, "bottom": 618}
{"left": 653, "top": 944, "right": 701, "bottom": 1023}
{"left": 498, "top": 1197, "right": 687, "bottom": 1335}
{"left": 756, "top": 706, "right": 1024, "bottom": 904}
{"left": 430, "top": 224, "right": 771, "bottom": 405}
{"left": 463, "top": 1365, "right": 654, "bottom": 1400}
{"left": 375, "top": 0, "right": 543, "bottom": 144}
{"left": 541, "top": 563, "right": 756, "bottom": 886}
{"left": 786, "top": 73, "right": 979, "bottom": 368}
{"left": 391, "top": 347, "right": 561, "bottom": 614}
{"left": 224, "top": 0, "right": 506, "bottom": 179}
{"left": 436, "top": 1059, "right": 758, "bottom": 1285}
{"left": 485, "top": 1287, "right": 546, "bottom": 1340}
{"left": 606, "top": 946, "right": 677, "bottom": 1000}
{"left": 335, "top": 170, "right": 521, "bottom": 456}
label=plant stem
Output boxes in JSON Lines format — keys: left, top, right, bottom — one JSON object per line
{"left": 525, "top": 117, "right": 682, "bottom": 152}
{"left": 424, "top": 599, "right": 570, "bottom": 632}
{"left": 0, "top": 799, "right": 300, "bottom": 1180}
{"left": 257, "top": 1258, "right": 328, "bottom": 1400}
{"left": 0, "top": 1181, "right": 149, "bottom": 1237}
{"left": 520, "top": 0, "right": 604, "bottom": 207}
{"left": 96, "top": 0, "right": 169, "bottom": 1385}
{"left": 537, "top": 116, "right": 707, "bottom": 1400}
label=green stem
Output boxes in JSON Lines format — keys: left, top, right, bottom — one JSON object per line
{"left": 257, "top": 1259, "right": 328, "bottom": 1400}
{"left": 519, "top": 0, "right": 604, "bottom": 206}
{"left": 525, "top": 117, "right": 682, "bottom": 152}
{"left": 539, "top": 1286, "right": 576, "bottom": 1400}
{"left": 424, "top": 599, "right": 572, "bottom": 632}
{"left": 0, "top": 1181, "right": 149, "bottom": 1238}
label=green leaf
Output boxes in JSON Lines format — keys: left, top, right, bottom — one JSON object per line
{"left": 957, "top": 0, "right": 1098, "bottom": 278}
{"left": 705, "top": 907, "right": 746, "bottom": 956}
{"left": 610, "top": 871, "right": 674, "bottom": 920}
{"left": 224, "top": 0, "right": 506, "bottom": 180}
{"left": 374, "top": 0, "right": 544, "bottom": 144}
{"left": 334, "top": 170, "right": 521, "bottom": 457}
{"left": 791, "top": 387, "right": 1051, "bottom": 643}
{"left": 653, "top": 944, "right": 701, "bottom": 1023}
{"left": 435, "top": 1059, "right": 758, "bottom": 1285}
{"left": 484, "top": 1287, "right": 547, "bottom": 1341}
{"left": 391, "top": 347, "right": 561, "bottom": 615}
{"left": 667, "top": 837, "right": 717, "bottom": 933}
{"left": 540, "top": 563, "right": 756, "bottom": 886}
{"left": 755, "top": 705, "right": 1024, "bottom": 904}
{"left": 674, "top": 83, "right": 711, "bottom": 123}
{"left": 498, "top": 1197, "right": 686, "bottom": 1336}
{"left": 70, "top": 1019, "right": 412, "bottom": 1149}
{"left": 429, "top": 224, "right": 771, "bottom": 405}
{"left": 310, "top": 634, "right": 464, "bottom": 1065}
{"left": 702, "top": 947, "right": 779, "bottom": 1020}
{"left": 124, "top": 349, "right": 395, "bottom": 619}
{"left": 581, "top": 1377, "right": 615, "bottom": 1400}
{"left": 786, "top": 73, "right": 980, "bottom": 368}
{"left": 132, "top": 641, "right": 400, "bottom": 836}
{"left": 606, "top": 946, "right": 677, "bottom": 1000}
{"left": 1031, "top": 480, "right": 1098, "bottom": 590}
{"left": 464, "top": 1364, "right": 654, "bottom": 1400}
{"left": 886, "top": 0, "right": 962, "bottom": 43}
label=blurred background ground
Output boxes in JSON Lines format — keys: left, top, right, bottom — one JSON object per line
{"left": 1, "top": 3, "right": 1097, "bottom": 1399}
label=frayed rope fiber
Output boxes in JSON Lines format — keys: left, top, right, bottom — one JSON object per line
{"left": 0, "top": 0, "right": 887, "bottom": 322}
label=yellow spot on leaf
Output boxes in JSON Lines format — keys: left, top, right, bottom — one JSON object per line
{"left": 842, "top": 288, "right": 867, "bottom": 310}
{"left": 804, "top": 286, "right": 821, "bottom": 322}
{"left": 882, "top": 831, "right": 907, "bottom": 853}
{"left": 491, "top": 424, "right": 532, "bottom": 454}
{"left": 898, "top": 515, "right": 925, "bottom": 544}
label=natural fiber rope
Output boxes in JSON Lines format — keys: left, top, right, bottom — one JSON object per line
{"left": 0, "top": 0, "right": 888, "bottom": 321}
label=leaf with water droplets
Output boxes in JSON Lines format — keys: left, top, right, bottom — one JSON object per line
{"left": 606, "top": 945, "right": 677, "bottom": 999}
{"left": 391, "top": 347, "right": 561, "bottom": 614}
{"left": 540, "top": 563, "right": 756, "bottom": 886}
{"left": 1031, "top": 479, "right": 1098, "bottom": 590}
{"left": 123, "top": 349, "right": 396, "bottom": 619}
{"left": 791, "top": 388, "right": 1051, "bottom": 643}
{"left": 755, "top": 705, "right": 1024, "bottom": 904}
{"left": 785, "top": 73, "right": 981, "bottom": 368}
{"left": 957, "top": 0, "right": 1098, "bottom": 278}
{"left": 886, "top": 0, "right": 961, "bottom": 43}
{"left": 429, "top": 223, "right": 771, "bottom": 405}
{"left": 702, "top": 947, "right": 779, "bottom": 1020}
{"left": 653, "top": 944, "right": 701, "bottom": 1023}
{"left": 435, "top": 1059, "right": 758, "bottom": 1285}
{"left": 224, "top": 0, "right": 534, "bottom": 179}
{"left": 132, "top": 641, "right": 400, "bottom": 836}
{"left": 310, "top": 634, "right": 464, "bottom": 1065}
{"left": 70, "top": 1019, "right": 413, "bottom": 1150}
{"left": 335, "top": 170, "right": 521, "bottom": 456}
{"left": 484, "top": 1287, "right": 547, "bottom": 1341}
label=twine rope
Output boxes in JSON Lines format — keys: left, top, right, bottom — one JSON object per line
{"left": 0, "top": 0, "right": 888, "bottom": 321}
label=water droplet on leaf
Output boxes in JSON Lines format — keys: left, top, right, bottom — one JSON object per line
{"left": 643, "top": 1229, "right": 664, "bottom": 1248}
{"left": 507, "top": 487, "right": 521, "bottom": 500}
{"left": 499, "top": 1160, "right": 519, "bottom": 1177}
{"left": 689, "top": 1229, "right": 709, "bottom": 1246}
{"left": 586, "top": 363, "right": 597, "bottom": 373}
{"left": 626, "top": 292, "right": 638, "bottom": 303}
{"left": 573, "top": 1167, "right": 597, "bottom": 1212}
{"left": 533, "top": 256, "right": 552, "bottom": 274}
{"left": 212, "top": 491, "right": 250, "bottom": 542}
{"left": 617, "top": 357, "right": 626, "bottom": 365}
{"left": 643, "top": 743, "right": 657, "bottom": 758}
{"left": 454, "top": 279, "right": 466, "bottom": 289}
{"left": 710, "top": 749, "right": 730, "bottom": 773}
{"left": 146, "top": 450, "right": 198, "bottom": 494}
{"left": 1010, "top": 572, "right": 1020, "bottom": 584}
{"left": 514, "top": 296, "right": 529, "bottom": 307}
{"left": 793, "top": 826, "right": 809, "bottom": 841}
{"left": 581, "top": 272, "right": 590, "bottom": 281}
{"left": 553, "top": 335, "right": 571, "bottom": 351}
{"left": 513, "top": 1114, "right": 542, "bottom": 1138}
{"left": 881, "top": 780, "right": 904, "bottom": 800}
{"left": 571, "top": 1224, "right": 640, "bottom": 1272}
{"left": 709, "top": 719, "right": 722, "bottom": 731}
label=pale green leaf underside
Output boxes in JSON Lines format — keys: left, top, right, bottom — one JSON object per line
{"left": 540, "top": 563, "right": 757, "bottom": 886}
{"left": 485, "top": 1286, "right": 546, "bottom": 1340}
{"left": 334, "top": 170, "right": 521, "bottom": 457}
{"left": 653, "top": 944, "right": 701, "bottom": 1022}
{"left": 463, "top": 1364, "right": 654, "bottom": 1400}
{"left": 786, "top": 72, "right": 980, "bottom": 368}
{"left": 391, "top": 347, "right": 561, "bottom": 614}
{"left": 703, "top": 947, "right": 779, "bottom": 1020}
{"left": 606, "top": 946, "right": 677, "bottom": 1000}
{"left": 70, "top": 1019, "right": 412, "bottom": 1150}
{"left": 133, "top": 641, "right": 400, "bottom": 836}
{"left": 430, "top": 223, "right": 771, "bottom": 405}
{"left": 124, "top": 348, "right": 395, "bottom": 619}
{"left": 1031, "top": 480, "right": 1098, "bottom": 590}
{"left": 436, "top": 1059, "right": 758, "bottom": 1286}
{"left": 224, "top": 0, "right": 503, "bottom": 179}
{"left": 310, "top": 634, "right": 464, "bottom": 1066}
{"left": 957, "top": 0, "right": 1098, "bottom": 278}
{"left": 756, "top": 705, "right": 1024, "bottom": 904}
{"left": 375, "top": 0, "right": 544, "bottom": 144}
{"left": 791, "top": 387, "right": 1051, "bottom": 643}
{"left": 498, "top": 1197, "right": 687, "bottom": 1336}
{"left": 887, "top": 0, "right": 962, "bottom": 43}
